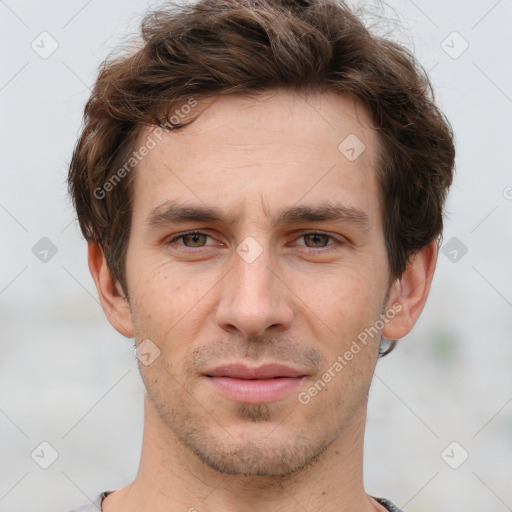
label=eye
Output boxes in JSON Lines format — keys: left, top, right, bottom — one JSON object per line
{"left": 293, "top": 232, "right": 343, "bottom": 253}
{"left": 299, "top": 232, "right": 333, "bottom": 248}
{"left": 167, "top": 231, "right": 217, "bottom": 249}
{"left": 166, "top": 230, "right": 344, "bottom": 254}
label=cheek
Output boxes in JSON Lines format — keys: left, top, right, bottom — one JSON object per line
{"left": 297, "top": 265, "right": 384, "bottom": 346}
{"left": 304, "top": 276, "right": 381, "bottom": 403}
{"left": 129, "top": 246, "right": 189, "bottom": 308}
{"left": 128, "top": 268, "right": 201, "bottom": 393}
{"left": 127, "top": 259, "right": 216, "bottom": 360}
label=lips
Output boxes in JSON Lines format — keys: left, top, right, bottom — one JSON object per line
{"left": 203, "top": 363, "right": 307, "bottom": 379}
{"left": 203, "top": 363, "right": 308, "bottom": 403}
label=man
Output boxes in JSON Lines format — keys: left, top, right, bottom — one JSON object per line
{"left": 67, "top": 0, "right": 455, "bottom": 510}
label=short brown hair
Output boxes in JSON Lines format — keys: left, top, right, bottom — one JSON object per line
{"left": 68, "top": 0, "right": 455, "bottom": 309}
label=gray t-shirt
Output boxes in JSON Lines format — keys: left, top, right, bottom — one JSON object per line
{"left": 68, "top": 491, "right": 405, "bottom": 511}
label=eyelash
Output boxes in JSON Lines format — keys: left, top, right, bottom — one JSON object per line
{"left": 167, "top": 230, "right": 344, "bottom": 254}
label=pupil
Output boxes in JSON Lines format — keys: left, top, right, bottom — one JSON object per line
{"left": 307, "top": 234, "right": 326, "bottom": 247}
{"left": 186, "top": 233, "right": 204, "bottom": 246}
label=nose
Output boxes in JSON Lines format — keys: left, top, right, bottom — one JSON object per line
{"left": 215, "top": 244, "right": 294, "bottom": 338}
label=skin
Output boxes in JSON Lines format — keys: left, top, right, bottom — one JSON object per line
{"left": 88, "top": 89, "right": 437, "bottom": 512}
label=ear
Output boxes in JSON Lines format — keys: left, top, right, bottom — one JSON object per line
{"left": 87, "top": 241, "right": 134, "bottom": 338}
{"left": 382, "top": 239, "right": 437, "bottom": 340}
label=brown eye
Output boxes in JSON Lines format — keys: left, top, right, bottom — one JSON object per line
{"left": 302, "top": 233, "right": 331, "bottom": 248}
{"left": 180, "top": 232, "right": 208, "bottom": 247}
{"left": 168, "top": 231, "right": 214, "bottom": 249}
{"left": 292, "top": 232, "right": 344, "bottom": 255}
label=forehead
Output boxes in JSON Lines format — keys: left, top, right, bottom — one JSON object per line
{"left": 131, "top": 89, "right": 380, "bottom": 228}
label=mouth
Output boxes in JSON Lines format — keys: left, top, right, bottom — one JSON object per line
{"left": 203, "top": 363, "right": 308, "bottom": 404}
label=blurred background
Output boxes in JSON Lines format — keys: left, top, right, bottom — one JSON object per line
{"left": 0, "top": 0, "right": 511, "bottom": 511}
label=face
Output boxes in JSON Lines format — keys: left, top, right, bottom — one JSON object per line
{"left": 123, "top": 89, "right": 393, "bottom": 476}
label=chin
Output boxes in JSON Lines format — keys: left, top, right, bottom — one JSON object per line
{"left": 187, "top": 436, "right": 328, "bottom": 477}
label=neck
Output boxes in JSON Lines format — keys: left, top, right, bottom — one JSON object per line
{"left": 103, "top": 394, "right": 384, "bottom": 512}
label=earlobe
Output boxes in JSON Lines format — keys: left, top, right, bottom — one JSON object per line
{"left": 382, "top": 240, "right": 438, "bottom": 341}
{"left": 87, "top": 241, "right": 134, "bottom": 338}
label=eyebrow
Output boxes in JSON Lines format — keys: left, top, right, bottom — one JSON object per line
{"left": 146, "top": 200, "right": 370, "bottom": 232}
